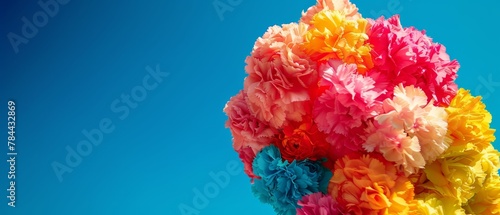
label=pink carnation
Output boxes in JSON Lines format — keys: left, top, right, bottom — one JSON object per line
{"left": 323, "top": 126, "right": 367, "bottom": 161}
{"left": 313, "top": 60, "right": 386, "bottom": 157}
{"left": 300, "top": 0, "right": 361, "bottom": 25}
{"left": 363, "top": 85, "right": 449, "bottom": 175}
{"left": 296, "top": 192, "right": 343, "bottom": 215}
{"left": 236, "top": 146, "right": 259, "bottom": 180}
{"left": 244, "top": 23, "right": 319, "bottom": 129}
{"left": 367, "top": 15, "right": 459, "bottom": 107}
{"left": 223, "top": 91, "right": 276, "bottom": 154}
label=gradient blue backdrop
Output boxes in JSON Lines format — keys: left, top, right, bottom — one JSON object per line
{"left": 0, "top": 0, "right": 499, "bottom": 214}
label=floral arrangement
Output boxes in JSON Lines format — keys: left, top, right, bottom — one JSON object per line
{"left": 223, "top": 0, "right": 500, "bottom": 214}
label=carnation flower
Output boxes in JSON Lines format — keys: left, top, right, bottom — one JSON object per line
{"left": 415, "top": 193, "right": 465, "bottom": 215}
{"left": 363, "top": 85, "right": 449, "bottom": 175}
{"left": 475, "top": 145, "right": 500, "bottom": 180}
{"left": 367, "top": 15, "right": 459, "bottom": 106}
{"left": 417, "top": 151, "right": 499, "bottom": 207}
{"left": 296, "top": 192, "right": 343, "bottom": 215}
{"left": 419, "top": 149, "right": 483, "bottom": 205}
{"left": 313, "top": 60, "right": 386, "bottom": 157}
{"left": 275, "top": 117, "right": 330, "bottom": 162}
{"left": 322, "top": 126, "right": 367, "bottom": 162}
{"left": 445, "top": 88, "right": 495, "bottom": 154}
{"left": 329, "top": 153, "right": 416, "bottom": 214}
{"left": 245, "top": 22, "right": 319, "bottom": 129}
{"left": 366, "top": 15, "right": 404, "bottom": 73}
{"left": 465, "top": 174, "right": 500, "bottom": 215}
{"left": 224, "top": 0, "right": 500, "bottom": 213}
{"left": 300, "top": 0, "right": 361, "bottom": 25}
{"left": 418, "top": 140, "right": 500, "bottom": 204}
{"left": 415, "top": 89, "right": 500, "bottom": 203}
{"left": 302, "top": 10, "right": 373, "bottom": 74}
{"left": 252, "top": 145, "right": 332, "bottom": 215}
{"left": 224, "top": 91, "right": 276, "bottom": 153}
{"left": 237, "top": 146, "right": 259, "bottom": 180}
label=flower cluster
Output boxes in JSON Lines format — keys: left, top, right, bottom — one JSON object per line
{"left": 223, "top": 0, "right": 499, "bottom": 214}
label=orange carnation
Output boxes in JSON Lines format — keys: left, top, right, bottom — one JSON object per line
{"left": 276, "top": 118, "right": 330, "bottom": 162}
{"left": 329, "top": 153, "right": 416, "bottom": 214}
{"left": 302, "top": 10, "right": 373, "bottom": 74}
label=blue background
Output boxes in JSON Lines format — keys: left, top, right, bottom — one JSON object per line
{"left": 0, "top": 0, "right": 498, "bottom": 214}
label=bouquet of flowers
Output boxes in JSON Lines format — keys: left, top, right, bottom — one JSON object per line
{"left": 223, "top": 0, "right": 500, "bottom": 214}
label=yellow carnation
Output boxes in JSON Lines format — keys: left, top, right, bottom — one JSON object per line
{"left": 419, "top": 141, "right": 500, "bottom": 207}
{"left": 445, "top": 88, "right": 495, "bottom": 154}
{"left": 302, "top": 10, "right": 373, "bottom": 74}
{"left": 419, "top": 150, "right": 482, "bottom": 204}
{"left": 417, "top": 88, "right": 499, "bottom": 206}
{"left": 473, "top": 145, "right": 500, "bottom": 188}
{"left": 477, "top": 145, "right": 500, "bottom": 176}
{"left": 465, "top": 174, "right": 500, "bottom": 214}
{"left": 416, "top": 193, "right": 465, "bottom": 215}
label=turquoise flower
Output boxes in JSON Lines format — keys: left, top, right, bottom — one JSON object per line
{"left": 251, "top": 145, "right": 331, "bottom": 215}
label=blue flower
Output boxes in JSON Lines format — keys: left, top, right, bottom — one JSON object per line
{"left": 251, "top": 145, "right": 332, "bottom": 215}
